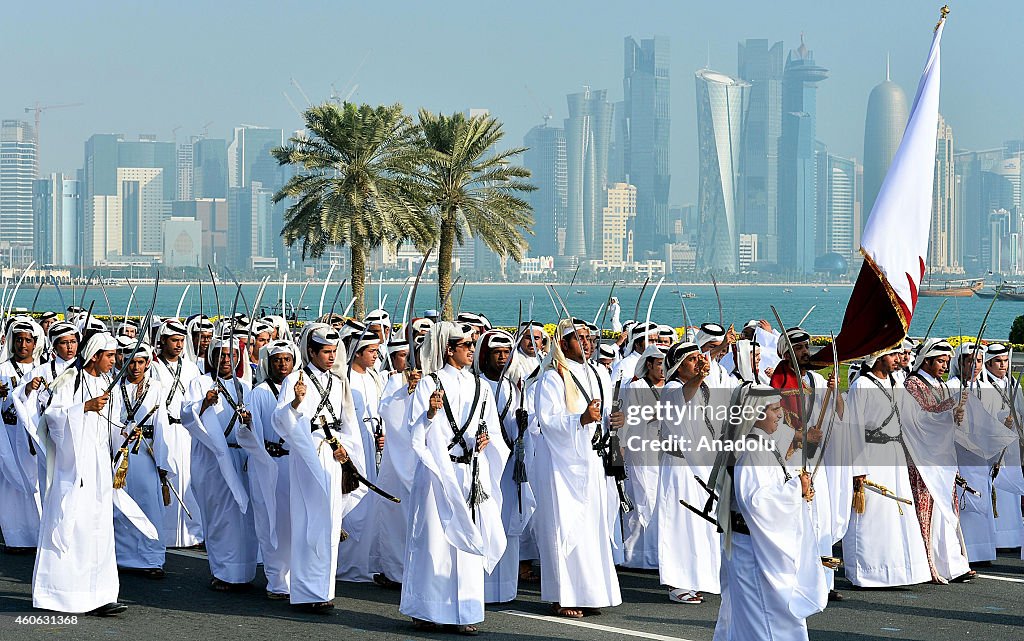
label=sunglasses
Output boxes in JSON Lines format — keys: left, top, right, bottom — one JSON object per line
{"left": 455, "top": 341, "right": 475, "bottom": 349}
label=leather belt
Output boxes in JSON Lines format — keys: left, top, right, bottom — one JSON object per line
{"left": 265, "top": 440, "right": 290, "bottom": 457}
{"left": 731, "top": 511, "right": 750, "bottom": 536}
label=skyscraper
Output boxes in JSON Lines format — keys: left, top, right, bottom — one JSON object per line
{"left": 228, "top": 126, "right": 284, "bottom": 189}
{"left": 695, "top": 69, "right": 748, "bottom": 274}
{"left": 522, "top": 122, "right": 567, "bottom": 258}
{"left": 177, "top": 138, "right": 195, "bottom": 201}
{"left": 33, "top": 173, "right": 80, "bottom": 266}
{"left": 777, "top": 36, "right": 828, "bottom": 275}
{"left": 815, "top": 149, "right": 859, "bottom": 259}
{"left": 0, "top": 120, "right": 38, "bottom": 262}
{"left": 82, "top": 134, "right": 175, "bottom": 264}
{"left": 929, "top": 115, "right": 960, "bottom": 273}
{"left": 228, "top": 183, "right": 275, "bottom": 269}
{"left": 193, "top": 138, "right": 229, "bottom": 198}
{"left": 737, "top": 39, "right": 784, "bottom": 263}
{"left": 623, "top": 36, "right": 671, "bottom": 256}
{"left": 863, "top": 62, "right": 909, "bottom": 230}
{"left": 601, "top": 182, "right": 637, "bottom": 262}
{"left": 564, "top": 88, "right": 613, "bottom": 264}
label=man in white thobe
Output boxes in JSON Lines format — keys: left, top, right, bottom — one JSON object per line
{"left": 400, "top": 321, "right": 508, "bottom": 634}
{"left": 532, "top": 318, "right": 622, "bottom": 618}
{"left": 271, "top": 324, "right": 366, "bottom": 613}
{"left": 180, "top": 338, "right": 258, "bottom": 591}
{"left": 151, "top": 319, "right": 204, "bottom": 547}
{"left": 235, "top": 339, "right": 298, "bottom": 600}
{"left": 33, "top": 333, "right": 158, "bottom": 615}
{"left": 0, "top": 317, "right": 45, "bottom": 551}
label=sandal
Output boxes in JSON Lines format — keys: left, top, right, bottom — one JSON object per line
{"left": 373, "top": 573, "right": 402, "bottom": 590}
{"left": 550, "top": 603, "right": 584, "bottom": 618}
{"left": 669, "top": 589, "right": 703, "bottom": 604}
{"left": 518, "top": 567, "right": 541, "bottom": 583}
{"left": 445, "top": 625, "right": 479, "bottom": 636}
{"left": 209, "top": 578, "right": 250, "bottom": 593}
{"left": 581, "top": 607, "right": 602, "bottom": 616}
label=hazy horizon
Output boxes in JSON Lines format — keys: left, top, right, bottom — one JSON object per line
{"left": 3, "top": 1, "right": 1019, "bottom": 203}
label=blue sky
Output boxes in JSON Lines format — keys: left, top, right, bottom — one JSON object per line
{"left": 3, "top": 1, "right": 1018, "bottom": 201}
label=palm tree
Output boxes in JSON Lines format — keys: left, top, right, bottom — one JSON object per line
{"left": 416, "top": 110, "right": 535, "bottom": 319}
{"left": 272, "top": 102, "right": 432, "bottom": 319}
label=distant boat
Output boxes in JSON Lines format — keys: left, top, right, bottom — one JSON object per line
{"left": 822, "top": 287, "right": 830, "bottom": 292}
{"left": 679, "top": 292, "right": 696, "bottom": 299}
{"left": 783, "top": 288, "right": 793, "bottom": 293}
{"left": 920, "top": 278, "right": 984, "bottom": 298}
{"left": 575, "top": 289, "right": 586, "bottom": 294}
{"left": 975, "top": 283, "right": 1024, "bottom": 300}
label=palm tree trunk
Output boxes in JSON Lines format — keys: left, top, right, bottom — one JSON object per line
{"left": 351, "top": 242, "right": 366, "bottom": 320}
{"left": 438, "top": 212, "right": 457, "bottom": 320}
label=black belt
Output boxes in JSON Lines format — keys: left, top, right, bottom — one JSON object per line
{"left": 731, "top": 511, "right": 750, "bottom": 536}
{"left": 227, "top": 442, "right": 242, "bottom": 449}
{"left": 312, "top": 420, "right": 342, "bottom": 434}
{"left": 265, "top": 440, "right": 290, "bottom": 457}
{"left": 2, "top": 407, "right": 17, "bottom": 425}
{"left": 168, "top": 417, "right": 182, "bottom": 425}
{"left": 450, "top": 453, "right": 472, "bottom": 465}
{"left": 865, "top": 428, "right": 903, "bottom": 445}
{"left": 140, "top": 425, "right": 154, "bottom": 439}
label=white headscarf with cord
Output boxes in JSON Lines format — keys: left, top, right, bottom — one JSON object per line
{"left": 472, "top": 328, "right": 515, "bottom": 377}
{"left": 949, "top": 342, "right": 982, "bottom": 380}
{"left": 911, "top": 338, "right": 954, "bottom": 373}
{"left": 543, "top": 317, "right": 592, "bottom": 414}
{"left": 257, "top": 339, "right": 300, "bottom": 384}
{"left": 420, "top": 321, "right": 473, "bottom": 376}
{"left": 297, "top": 322, "right": 350, "bottom": 378}
{"left": 3, "top": 315, "right": 46, "bottom": 364}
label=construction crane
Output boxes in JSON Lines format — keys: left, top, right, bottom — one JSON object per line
{"left": 201, "top": 121, "right": 214, "bottom": 138}
{"left": 23, "top": 101, "right": 83, "bottom": 176}
{"left": 523, "top": 85, "right": 553, "bottom": 126}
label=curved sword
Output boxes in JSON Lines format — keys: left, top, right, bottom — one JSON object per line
{"left": 317, "top": 263, "right": 337, "bottom": 318}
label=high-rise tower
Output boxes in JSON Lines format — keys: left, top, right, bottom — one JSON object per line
{"left": 777, "top": 36, "right": 829, "bottom": 275}
{"left": 564, "top": 88, "right": 613, "bottom": 264}
{"left": 863, "top": 59, "right": 909, "bottom": 232}
{"left": 737, "top": 39, "right": 784, "bottom": 264}
{"left": 695, "top": 69, "right": 748, "bottom": 274}
{"left": 623, "top": 35, "right": 671, "bottom": 257}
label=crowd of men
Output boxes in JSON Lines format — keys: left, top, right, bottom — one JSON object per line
{"left": 0, "top": 300, "right": 1021, "bottom": 640}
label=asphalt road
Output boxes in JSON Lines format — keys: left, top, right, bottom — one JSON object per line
{"left": 1, "top": 547, "right": 1021, "bottom": 641}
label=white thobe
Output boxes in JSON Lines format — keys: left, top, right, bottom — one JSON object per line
{"left": 14, "top": 356, "right": 74, "bottom": 504}
{"left": 655, "top": 381, "right": 722, "bottom": 594}
{"left": 150, "top": 355, "right": 204, "bottom": 547}
{"left": 336, "top": 367, "right": 385, "bottom": 582}
{"left": 483, "top": 372, "right": 536, "bottom": 603}
{"left": 713, "top": 428, "right": 827, "bottom": 641}
{"left": 399, "top": 364, "right": 508, "bottom": 625}
{"left": 181, "top": 374, "right": 258, "bottom": 584}
{"left": 33, "top": 371, "right": 159, "bottom": 612}
{"left": 108, "top": 377, "right": 172, "bottom": 569}
{"left": 0, "top": 358, "right": 42, "bottom": 547}
{"left": 271, "top": 365, "right": 366, "bottom": 605}
{"left": 619, "top": 378, "right": 661, "bottom": 570}
{"left": 532, "top": 360, "right": 622, "bottom": 609}
{"left": 842, "top": 373, "right": 930, "bottom": 587}
{"left": 236, "top": 380, "right": 291, "bottom": 596}
{"left": 983, "top": 374, "right": 1024, "bottom": 551}
{"left": 367, "top": 373, "right": 416, "bottom": 583}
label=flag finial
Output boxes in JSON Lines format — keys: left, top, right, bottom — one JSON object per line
{"left": 935, "top": 5, "right": 950, "bottom": 32}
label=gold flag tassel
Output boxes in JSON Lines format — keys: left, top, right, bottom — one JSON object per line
{"left": 853, "top": 478, "right": 866, "bottom": 514}
{"left": 112, "top": 448, "right": 130, "bottom": 489}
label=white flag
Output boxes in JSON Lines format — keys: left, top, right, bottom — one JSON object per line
{"left": 860, "top": 19, "right": 944, "bottom": 328}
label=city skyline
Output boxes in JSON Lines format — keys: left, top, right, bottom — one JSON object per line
{"left": 3, "top": 2, "right": 1021, "bottom": 205}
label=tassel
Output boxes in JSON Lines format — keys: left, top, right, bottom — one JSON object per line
{"left": 853, "top": 482, "right": 866, "bottom": 514}
{"left": 161, "top": 480, "right": 171, "bottom": 506}
{"left": 992, "top": 486, "right": 999, "bottom": 519}
{"left": 512, "top": 440, "right": 528, "bottom": 485}
{"left": 112, "top": 449, "right": 130, "bottom": 489}
{"left": 468, "top": 470, "right": 490, "bottom": 509}
{"left": 339, "top": 528, "right": 349, "bottom": 543}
